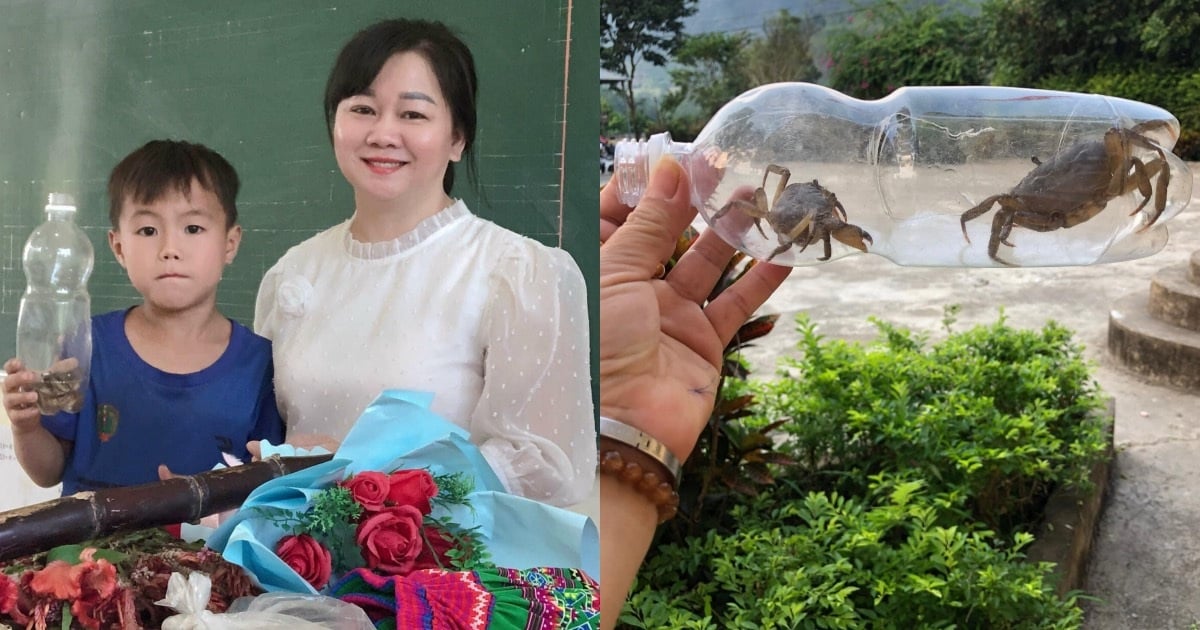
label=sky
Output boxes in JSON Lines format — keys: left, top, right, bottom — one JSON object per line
{"left": 630, "top": 0, "right": 858, "bottom": 92}
{"left": 684, "top": 0, "right": 856, "bottom": 35}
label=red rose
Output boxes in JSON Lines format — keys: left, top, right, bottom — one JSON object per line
{"left": 386, "top": 469, "right": 438, "bottom": 515}
{"left": 276, "top": 534, "right": 333, "bottom": 590}
{"left": 343, "top": 471, "right": 392, "bottom": 512}
{"left": 0, "top": 572, "right": 16, "bottom": 614}
{"left": 411, "top": 525, "right": 460, "bottom": 572}
{"left": 356, "top": 505, "right": 425, "bottom": 575}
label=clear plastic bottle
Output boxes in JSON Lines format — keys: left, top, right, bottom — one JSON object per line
{"left": 615, "top": 83, "right": 1194, "bottom": 267}
{"left": 16, "top": 193, "right": 94, "bottom": 414}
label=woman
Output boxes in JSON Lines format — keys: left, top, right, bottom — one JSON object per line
{"left": 255, "top": 19, "right": 594, "bottom": 507}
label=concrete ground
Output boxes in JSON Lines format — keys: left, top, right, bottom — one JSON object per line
{"left": 732, "top": 173, "right": 1200, "bottom": 628}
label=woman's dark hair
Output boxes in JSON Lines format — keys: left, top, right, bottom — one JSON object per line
{"left": 324, "top": 18, "right": 478, "bottom": 196}
{"left": 107, "top": 139, "right": 240, "bottom": 229}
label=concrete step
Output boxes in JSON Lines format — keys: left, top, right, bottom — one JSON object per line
{"left": 1149, "top": 264, "right": 1200, "bottom": 332}
{"left": 1108, "top": 292, "right": 1200, "bottom": 392}
{"left": 1191, "top": 250, "right": 1200, "bottom": 283}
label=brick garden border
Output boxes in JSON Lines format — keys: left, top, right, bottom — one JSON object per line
{"left": 1024, "top": 398, "right": 1116, "bottom": 596}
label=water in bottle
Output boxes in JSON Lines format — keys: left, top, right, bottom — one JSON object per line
{"left": 16, "top": 193, "right": 94, "bottom": 414}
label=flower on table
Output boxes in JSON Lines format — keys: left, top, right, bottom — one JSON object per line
{"left": 356, "top": 505, "right": 425, "bottom": 575}
{"left": 263, "top": 467, "right": 489, "bottom": 590}
{"left": 0, "top": 572, "right": 17, "bottom": 615}
{"left": 0, "top": 530, "right": 264, "bottom": 630}
{"left": 384, "top": 469, "right": 439, "bottom": 515}
{"left": 276, "top": 534, "right": 333, "bottom": 590}
{"left": 343, "top": 471, "right": 391, "bottom": 512}
{"left": 3, "top": 547, "right": 128, "bottom": 629}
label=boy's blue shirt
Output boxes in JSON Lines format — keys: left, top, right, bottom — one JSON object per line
{"left": 42, "top": 308, "right": 285, "bottom": 495}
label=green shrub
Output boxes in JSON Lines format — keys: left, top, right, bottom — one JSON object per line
{"left": 624, "top": 476, "right": 1086, "bottom": 629}
{"left": 762, "top": 312, "right": 1109, "bottom": 534}
{"left": 622, "top": 311, "right": 1109, "bottom": 628}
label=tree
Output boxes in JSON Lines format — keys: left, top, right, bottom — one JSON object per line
{"left": 1139, "top": 0, "right": 1200, "bottom": 68}
{"left": 659, "top": 31, "right": 750, "bottom": 138}
{"left": 601, "top": 0, "right": 698, "bottom": 134}
{"left": 740, "top": 10, "right": 822, "bottom": 86}
{"left": 600, "top": 96, "right": 628, "bottom": 139}
{"left": 983, "top": 0, "right": 1147, "bottom": 86}
{"left": 979, "top": 0, "right": 1200, "bottom": 160}
{"left": 826, "top": 1, "right": 988, "bottom": 99}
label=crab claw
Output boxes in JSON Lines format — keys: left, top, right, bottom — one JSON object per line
{"left": 1136, "top": 156, "right": 1170, "bottom": 233}
{"left": 833, "top": 224, "right": 873, "bottom": 253}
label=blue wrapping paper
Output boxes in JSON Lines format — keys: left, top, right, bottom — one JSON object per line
{"left": 206, "top": 390, "right": 598, "bottom": 593}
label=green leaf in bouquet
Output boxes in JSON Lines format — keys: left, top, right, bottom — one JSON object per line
{"left": 432, "top": 471, "right": 475, "bottom": 507}
{"left": 45, "top": 544, "right": 127, "bottom": 565}
{"left": 305, "top": 486, "right": 362, "bottom": 536}
{"left": 426, "top": 517, "right": 493, "bottom": 571}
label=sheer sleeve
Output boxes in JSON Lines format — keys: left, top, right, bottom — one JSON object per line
{"left": 472, "top": 241, "right": 596, "bottom": 507}
{"left": 254, "top": 266, "right": 283, "bottom": 341}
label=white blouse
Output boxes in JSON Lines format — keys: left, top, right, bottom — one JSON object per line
{"left": 254, "top": 200, "right": 596, "bottom": 506}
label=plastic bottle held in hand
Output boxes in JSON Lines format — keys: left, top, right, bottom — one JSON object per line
{"left": 615, "top": 83, "right": 1193, "bottom": 267}
{"left": 16, "top": 193, "right": 94, "bottom": 414}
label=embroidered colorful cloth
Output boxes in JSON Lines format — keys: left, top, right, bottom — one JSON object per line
{"left": 330, "top": 567, "right": 599, "bottom": 630}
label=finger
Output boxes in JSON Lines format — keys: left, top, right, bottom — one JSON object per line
{"left": 667, "top": 228, "right": 738, "bottom": 304}
{"left": 3, "top": 371, "right": 32, "bottom": 395}
{"left": 691, "top": 146, "right": 729, "bottom": 204}
{"left": 6, "top": 400, "right": 40, "bottom": 425}
{"left": 603, "top": 159, "right": 694, "bottom": 278}
{"left": 157, "top": 464, "right": 176, "bottom": 481}
{"left": 246, "top": 440, "right": 262, "bottom": 461}
{"left": 4, "top": 391, "right": 38, "bottom": 412}
{"left": 600, "top": 175, "right": 633, "bottom": 244}
{"left": 49, "top": 357, "right": 78, "bottom": 372}
{"left": 3, "top": 358, "right": 22, "bottom": 375}
{"left": 704, "top": 262, "right": 792, "bottom": 345}
{"left": 709, "top": 185, "right": 759, "bottom": 242}
{"left": 289, "top": 433, "right": 341, "bottom": 452}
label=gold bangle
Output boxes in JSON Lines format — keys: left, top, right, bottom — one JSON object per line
{"left": 599, "top": 447, "right": 680, "bottom": 524}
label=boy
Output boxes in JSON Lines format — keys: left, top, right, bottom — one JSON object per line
{"left": 2, "top": 140, "right": 284, "bottom": 495}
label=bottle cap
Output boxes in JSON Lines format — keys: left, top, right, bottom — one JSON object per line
{"left": 46, "top": 193, "right": 77, "bottom": 213}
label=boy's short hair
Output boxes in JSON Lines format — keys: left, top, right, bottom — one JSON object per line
{"left": 107, "top": 140, "right": 240, "bottom": 229}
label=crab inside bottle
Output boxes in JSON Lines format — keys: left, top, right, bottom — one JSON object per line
{"left": 614, "top": 83, "right": 1193, "bottom": 267}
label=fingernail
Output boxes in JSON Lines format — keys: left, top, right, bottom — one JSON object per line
{"left": 647, "top": 159, "right": 683, "bottom": 201}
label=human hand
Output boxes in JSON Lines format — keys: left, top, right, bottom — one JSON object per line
{"left": 249, "top": 434, "right": 340, "bottom": 458}
{"left": 599, "top": 158, "right": 791, "bottom": 462}
{"left": 3, "top": 358, "right": 43, "bottom": 434}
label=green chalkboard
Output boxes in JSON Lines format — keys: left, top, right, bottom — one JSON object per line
{"left": 0, "top": 0, "right": 599, "bottom": 389}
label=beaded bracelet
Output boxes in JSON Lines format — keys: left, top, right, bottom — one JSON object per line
{"left": 598, "top": 417, "right": 682, "bottom": 524}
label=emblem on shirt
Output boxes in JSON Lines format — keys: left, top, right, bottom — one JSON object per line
{"left": 96, "top": 404, "right": 119, "bottom": 442}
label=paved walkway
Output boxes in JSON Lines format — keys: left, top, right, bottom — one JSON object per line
{"left": 735, "top": 169, "right": 1200, "bottom": 629}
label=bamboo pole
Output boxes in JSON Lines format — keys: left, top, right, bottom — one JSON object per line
{"left": 0, "top": 454, "right": 332, "bottom": 561}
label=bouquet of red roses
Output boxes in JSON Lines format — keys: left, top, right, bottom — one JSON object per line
{"left": 262, "top": 466, "right": 488, "bottom": 591}
{"left": 205, "top": 391, "right": 598, "bottom": 628}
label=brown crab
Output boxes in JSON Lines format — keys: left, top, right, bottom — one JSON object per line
{"left": 712, "top": 164, "right": 872, "bottom": 261}
{"left": 960, "top": 120, "right": 1172, "bottom": 264}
